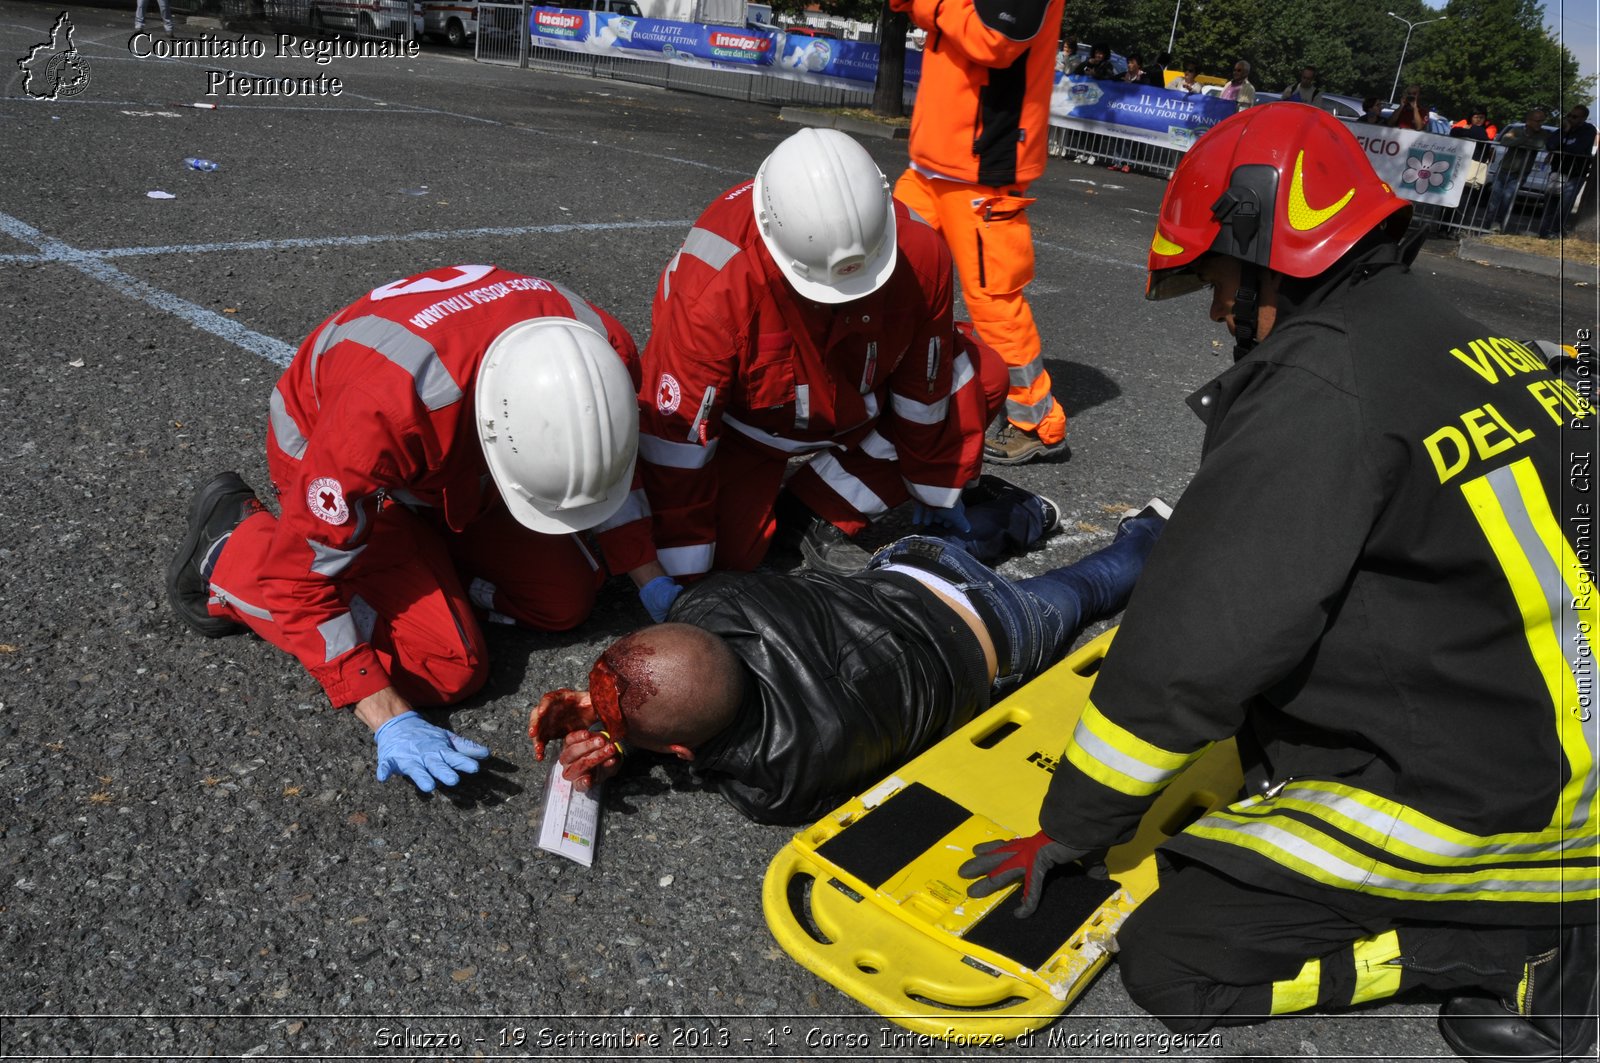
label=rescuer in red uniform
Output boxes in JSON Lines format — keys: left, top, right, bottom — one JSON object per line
{"left": 167, "top": 265, "right": 660, "bottom": 793}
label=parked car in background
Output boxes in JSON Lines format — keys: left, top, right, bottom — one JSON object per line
{"left": 304, "top": 0, "right": 424, "bottom": 36}
{"left": 423, "top": 0, "right": 475, "bottom": 45}
{"left": 1317, "top": 92, "right": 1365, "bottom": 120}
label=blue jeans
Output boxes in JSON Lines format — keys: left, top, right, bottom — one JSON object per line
{"left": 1538, "top": 174, "right": 1585, "bottom": 237}
{"left": 869, "top": 513, "right": 1164, "bottom": 695}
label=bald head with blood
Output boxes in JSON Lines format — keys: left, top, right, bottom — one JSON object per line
{"left": 588, "top": 623, "right": 745, "bottom": 758}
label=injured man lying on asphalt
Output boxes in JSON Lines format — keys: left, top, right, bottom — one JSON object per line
{"left": 528, "top": 479, "right": 1170, "bottom": 824}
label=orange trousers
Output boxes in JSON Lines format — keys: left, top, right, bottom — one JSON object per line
{"left": 894, "top": 169, "right": 1066, "bottom": 444}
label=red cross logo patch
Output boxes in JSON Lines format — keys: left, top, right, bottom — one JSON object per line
{"left": 307, "top": 477, "right": 350, "bottom": 526}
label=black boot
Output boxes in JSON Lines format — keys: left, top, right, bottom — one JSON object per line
{"left": 1439, "top": 923, "right": 1599, "bottom": 1062}
{"left": 772, "top": 493, "right": 869, "bottom": 576}
{"left": 166, "top": 472, "right": 265, "bottom": 637}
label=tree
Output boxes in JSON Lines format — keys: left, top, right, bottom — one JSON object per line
{"left": 1404, "top": 0, "right": 1591, "bottom": 122}
{"left": 873, "top": 3, "right": 909, "bottom": 116}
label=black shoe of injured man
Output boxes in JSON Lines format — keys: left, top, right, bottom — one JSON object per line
{"left": 1438, "top": 923, "right": 1599, "bottom": 1063}
{"left": 797, "top": 516, "right": 871, "bottom": 576}
{"left": 962, "top": 473, "right": 1062, "bottom": 538}
{"left": 167, "top": 471, "right": 264, "bottom": 638}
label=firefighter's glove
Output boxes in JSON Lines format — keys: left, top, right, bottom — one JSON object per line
{"left": 639, "top": 576, "right": 683, "bottom": 624}
{"left": 373, "top": 711, "right": 490, "bottom": 793}
{"left": 913, "top": 499, "right": 972, "bottom": 534}
{"left": 958, "top": 831, "right": 1090, "bottom": 918}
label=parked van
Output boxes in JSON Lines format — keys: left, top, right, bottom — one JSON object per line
{"left": 548, "top": 0, "right": 642, "bottom": 12}
{"left": 307, "top": 0, "right": 424, "bottom": 36}
{"left": 423, "top": 0, "right": 476, "bottom": 45}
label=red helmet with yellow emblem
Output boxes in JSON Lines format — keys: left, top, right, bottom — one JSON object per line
{"left": 1146, "top": 104, "right": 1412, "bottom": 302}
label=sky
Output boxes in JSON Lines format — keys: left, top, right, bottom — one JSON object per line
{"left": 1545, "top": 0, "right": 1599, "bottom": 86}
{"left": 1419, "top": 0, "right": 1599, "bottom": 89}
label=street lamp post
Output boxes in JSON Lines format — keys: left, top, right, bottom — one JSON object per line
{"left": 1387, "top": 11, "right": 1446, "bottom": 105}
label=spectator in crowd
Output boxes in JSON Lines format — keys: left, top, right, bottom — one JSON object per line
{"left": 133, "top": 0, "right": 173, "bottom": 33}
{"left": 1279, "top": 65, "right": 1325, "bottom": 109}
{"left": 1359, "top": 95, "right": 1386, "bottom": 124}
{"left": 1123, "top": 53, "right": 1161, "bottom": 87}
{"left": 1056, "top": 35, "right": 1078, "bottom": 74}
{"left": 1538, "top": 104, "right": 1598, "bottom": 239}
{"left": 1173, "top": 60, "right": 1203, "bottom": 93}
{"left": 1152, "top": 52, "right": 1173, "bottom": 87}
{"left": 1485, "top": 106, "right": 1549, "bottom": 233}
{"left": 1449, "top": 104, "right": 1498, "bottom": 198}
{"left": 1450, "top": 104, "right": 1498, "bottom": 143}
{"left": 1073, "top": 44, "right": 1116, "bottom": 80}
{"left": 1218, "top": 60, "right": 1254, "bottom": 109}
{"left": 1388, "top": 84, "right": 1428, "bottom": 130}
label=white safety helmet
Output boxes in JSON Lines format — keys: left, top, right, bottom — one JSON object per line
{"left": 475, "top": 317, "right": 638, "bottom": 534}
{"left": 752, "top": 128, "right": 898, "bottom": 304}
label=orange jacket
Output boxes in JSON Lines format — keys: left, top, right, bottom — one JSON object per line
{"left": 892, "top": 0, "right": 1065, "bottom": 188}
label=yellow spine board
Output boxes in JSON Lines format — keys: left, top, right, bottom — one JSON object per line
{"left": 762, "top": 628, "right": 1243, "bottom": 1040}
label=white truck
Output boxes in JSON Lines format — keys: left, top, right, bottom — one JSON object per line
{"left": 422, "top": 0, "right": 476, "bottom": 45}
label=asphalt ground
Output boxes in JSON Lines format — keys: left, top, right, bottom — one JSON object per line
{"left": 1, "top": 4, "right": 1594, "bottom": 1059}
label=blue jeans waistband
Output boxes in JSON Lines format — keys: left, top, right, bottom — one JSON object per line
{"left": 868, "top": 536, "right": 1043, "bottom": 694}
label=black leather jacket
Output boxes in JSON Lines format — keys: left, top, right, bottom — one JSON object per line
{"left": 671, "top": 569, "right": 991, "bottom": 824}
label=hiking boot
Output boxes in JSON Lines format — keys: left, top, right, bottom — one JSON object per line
{"left": 962, "top": 474, "right": 1060, "bottom": 538}
{"left": 796, "top": 516, "right": 871, "bottom": 576}
{"left": 983, "top": 421, "right": 1070, "bottom": 466}
{"left": 1438, "top": 924, "right": 1599, "bottom": 1063}
{"left": 167, "top": 472, "right": 264, "bottom": 638}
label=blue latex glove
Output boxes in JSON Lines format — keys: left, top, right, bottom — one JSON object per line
{"left": 373, "top": 711, "right": 490, "bottom": 792}
{"left": 912, "top": 498, "right": 973, "bottom": 534}
{"left": 639, "top": 575, "right": 683, "bottom": 623}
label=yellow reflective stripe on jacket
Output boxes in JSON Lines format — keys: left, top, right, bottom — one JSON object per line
{"left": 1064, "top": 700, "right": 1208, "bottom": 797}
{"left": 1255, "top": 781, "right": 1600, "bottom": 866}
{"left": 1350, "top": 931, "right": 1403, "bottom": 1004}
{"left": 1187, "top": 810, "right": 1600, "bottom": 904}
{"left": 1270, "top": 957, "right": 1322, "bottom": 1014}
{"left": 1461, "top": 458, "right": 1598, "bottom": 832}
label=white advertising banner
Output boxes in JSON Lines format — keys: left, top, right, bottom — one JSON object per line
{"left": 1347, "top": 123, "right": 1476, "bottom": 209}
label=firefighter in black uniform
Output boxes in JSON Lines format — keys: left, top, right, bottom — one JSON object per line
{"left": 959, "top": 105, "right": 1598, "bottom": 1062}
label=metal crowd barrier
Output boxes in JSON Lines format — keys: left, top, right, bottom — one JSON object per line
{"left": 474, "top": 3, "right": 889, "bottom": 108}
{"left": 1047, "top": 124, "right": 1181, "bottom": 179}
{"left": 1412, "top": 144, "right": 1592, "bottom": 239}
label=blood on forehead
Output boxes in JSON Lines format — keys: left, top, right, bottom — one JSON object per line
{"left": 588, "top": 640, "right": 659, "bottom": 740}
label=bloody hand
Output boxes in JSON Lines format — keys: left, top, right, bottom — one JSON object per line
{"left": 528, "top": 688, "right": 597, "bottom": 761}
{"left": 558, "top": 730, "right": 624, "bottom": 792}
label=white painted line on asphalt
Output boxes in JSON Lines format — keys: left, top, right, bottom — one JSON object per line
{"left": 0, "top": 94, "right": 427, "bottom": 113}
{"left": 1032, "top": 237, "right": 1144, "bottom": 271}
{"left": 0, "top": 217, "right": 693, "bottom": 264}
{"left": 0, "top": 210, "right": 298, "bottom": 366}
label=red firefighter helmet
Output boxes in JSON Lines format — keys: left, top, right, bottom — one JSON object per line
{"left": 1146, "top": 103, "right": 1412, "bottom": 301}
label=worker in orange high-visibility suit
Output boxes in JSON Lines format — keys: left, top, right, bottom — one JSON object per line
{"left": 891, "top": 0, "right": 1068, "bottom": 466}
